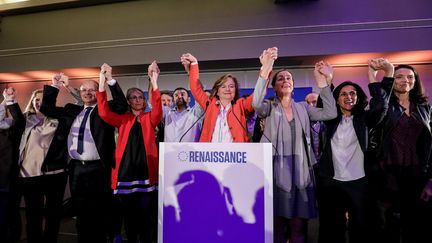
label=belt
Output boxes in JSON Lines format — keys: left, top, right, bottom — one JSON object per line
{"left": 71, "top": 159, "right": 101, "bottom": 165}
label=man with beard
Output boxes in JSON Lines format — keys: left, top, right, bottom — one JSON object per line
{"left": 163, "top": 87, "right": 204, "bottom": 142}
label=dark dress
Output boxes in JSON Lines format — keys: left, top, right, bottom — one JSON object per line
{"left": 274, "top": 118, "right": 317, "bottom": 219}
{"left": 380, "top": 109, "right": 432, "bottom": 243}
{"left": 117, "top": 118, "right": 157, "bottom": 243}
{"left": 376, "top": 77, "right": 432, "bottom": 243}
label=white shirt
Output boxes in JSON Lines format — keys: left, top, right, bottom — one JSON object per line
{"left": 211, "top": 103, "right": 233, "bottom": 143}
{"left": 331, "top": 115, "right": 365, "bottom": 181}
{"left": 68, "top": 105, "right": 100, "bottom": 161}
{"left": 163, "top": 105, "right": 204, "bottom": 142}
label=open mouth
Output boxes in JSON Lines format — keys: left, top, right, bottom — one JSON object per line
{"left": 344, "top": 100, "right": 354, "bottom": 105}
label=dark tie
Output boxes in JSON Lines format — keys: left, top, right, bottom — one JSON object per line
{"left": 77, "top": 107, "right": 92, "bottom": 154}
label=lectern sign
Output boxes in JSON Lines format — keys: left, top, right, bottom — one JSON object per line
{"left": 159, "top": 142, "right": 273, "bottom": 243}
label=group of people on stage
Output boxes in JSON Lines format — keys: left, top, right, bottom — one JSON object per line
{"left": 0, "top": 46, "right": 431, "bottom": 243}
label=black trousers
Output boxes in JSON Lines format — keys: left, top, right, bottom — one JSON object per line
{"left": 69, "top": 159, "right": 111, "bottom": 243}
{"left": 316, "top": 177, "right": 372, "bottom": 243}
{"left": 378, "top": 170, "right": 432, "bottom": 243}
{"left": 0, "top": 191, "right": 10, "bottom": 242}
{"left": 20, "top": 172, "right": 67, "bottom": 243}
{"left": 0, "top": 190, "right": 22, "bottom": 243}
{"left": 118, "top": 191, "right": 158, "bottom": 243}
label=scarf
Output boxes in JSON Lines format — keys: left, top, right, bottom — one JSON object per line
{"left": 264, "top": 100, "right": 314, "bottom": 200}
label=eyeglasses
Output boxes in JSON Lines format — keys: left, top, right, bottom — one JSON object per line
{"left": 128, "top": 96, "right": 144, "bottom": 100}
{"left": 80, "top": 88, "right": 96, "bottom": 93}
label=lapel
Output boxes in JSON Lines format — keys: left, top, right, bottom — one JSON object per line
{"left": 88, "top": 105, "right": 98, "bottom": 135}
{"left": 412, "top": 104, "right": 431, "bottom": 133}
{"left": 293, "top": 102, "right": 308, "bottom": 134}
{"left": 352, "top": 114, "right": 367, "bottom": 151}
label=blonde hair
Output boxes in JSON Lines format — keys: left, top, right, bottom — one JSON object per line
{"left": 24, "top": 89, "right": 43, "bottom": 113}
{"left": 126, "top": 87, "right": 147, "bottom": 111}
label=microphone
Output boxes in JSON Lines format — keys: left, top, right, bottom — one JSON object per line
{"left": 230, "top": 100, "right": 251, "bottom": 142}
{"left": 230, "top": 100, "right": 280, "bottom": 156}
{"left": 179, "top": 100, "right": 209, "bottom": 142}
{"left": 260, "top": 126, "right": 280, "bottom": 157}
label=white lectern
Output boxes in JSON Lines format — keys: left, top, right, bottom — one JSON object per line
{"left": 158, "top": 142, "right": 273, "bottom": 243}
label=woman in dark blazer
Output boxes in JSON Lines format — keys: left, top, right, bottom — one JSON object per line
{"left": 315, "top": 78, "right": 387, "bottom": 243}
{"left": 369, "top": 58, "right": 432, "bottom": 243}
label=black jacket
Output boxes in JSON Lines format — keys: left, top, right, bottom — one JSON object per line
{"left": 316, "top": 82, "right": 388, "bottom": 179}
{"left": 39, "top": 83, "right": 128, "bottom": 172}
{"left": 379, "top": 77, "right": 432, "bottom": 178}
{"left": 0, "top": 103, "right": 25, "bottom": 190}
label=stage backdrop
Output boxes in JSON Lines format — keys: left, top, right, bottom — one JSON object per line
{"left": 159, "top": 142, "right": 273, "bottom": 243}
{"left": 144, "top": 87, "right": 312, "bottom": 111}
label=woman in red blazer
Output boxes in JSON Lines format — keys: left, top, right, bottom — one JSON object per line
{"left": 97, "top": 62, "right": 162, "bottom": 243}
{"left": 180, "top": 48, "right": 277, "bottom": 143}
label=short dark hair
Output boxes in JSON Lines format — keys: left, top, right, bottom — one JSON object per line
{"left": 160, "top": 90, "right": 173, "bottom": 98}
{"left": 333, "top": 81, "right": 368, "bottom": 116}
{"left": 173, "top": 87, "right": 190, "bottom": 98}
{"left": 271, "top": 69, "right": 294, "bottom": 87}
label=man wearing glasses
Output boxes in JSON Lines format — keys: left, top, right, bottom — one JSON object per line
{"left": 40, "top": 65, "right": 127, "bottom": 243}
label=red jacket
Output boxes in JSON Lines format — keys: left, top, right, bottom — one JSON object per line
{"left": 189, "top": 64, "right": 254, "bottom": 142}
{"left": 97, "top": 89, "right": 162, "bottom": 189}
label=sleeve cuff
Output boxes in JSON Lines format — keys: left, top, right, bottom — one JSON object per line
{"left": 107, "top": 79, "right": 117, "bottom": 86}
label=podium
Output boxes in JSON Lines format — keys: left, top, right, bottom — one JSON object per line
{"left": 158, "top": 142, "right": 273, "bottom": 243}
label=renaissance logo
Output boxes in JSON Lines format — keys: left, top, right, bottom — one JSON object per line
{"left": 178, "top": 150, "right": 248, "bottom": 164}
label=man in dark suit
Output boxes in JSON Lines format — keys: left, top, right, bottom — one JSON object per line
{"left": 40, "top": 67, "right": 127, "bottom": 243}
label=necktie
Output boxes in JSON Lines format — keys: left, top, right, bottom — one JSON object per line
{"left": 77, "top": 107, "right": 92, "bottom": 154}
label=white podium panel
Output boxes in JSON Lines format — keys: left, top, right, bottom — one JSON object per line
{"left": 158, "top": 142, "right": 273, "bottom": 243}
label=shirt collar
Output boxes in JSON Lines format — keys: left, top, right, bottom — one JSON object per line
{"left": 83, "top": 104, "right": 96, "bottom": 110}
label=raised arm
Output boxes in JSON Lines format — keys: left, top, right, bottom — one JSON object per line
{"left": 148, "top": 61, "right": 162, "bottom": 127}
{"left": 366, "top": 82, "right": 388, "bottom": 127}
{"left": 3, "top": 88, "right": 25, "bottom": 130}
{"left": 307, "top": 61, "right": 337, "bottom": 121}
{"left": 40, "top": 74, "right": 69, "bottom": 119}
{"left": 97, "top": 69, "right": 125, "bottom": 128}
{"left": 365, "top": 58, "right": 392, "bottom": 127}
{"left": 181, "top": 53, "right": 210, "bottom": 109}
{"left": 0, "top": 103, "right": 9, "bottom": 129}
{"left": 0, "top": 88, "right": 14, "bottom": 129}
{"left": 179, "top": 54, "right": 205, "bottom": 117}
{"left": 252, "top": 47, "right": 278, "bottom": 118}
{"left": 60, "top": 74, "right": 83, "bottom": 105}
{"left": 368, "top": 58, "right": 395, "bottom": 93}
{"left": 99, "top": 63, "right": 128, "bottom": 114}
